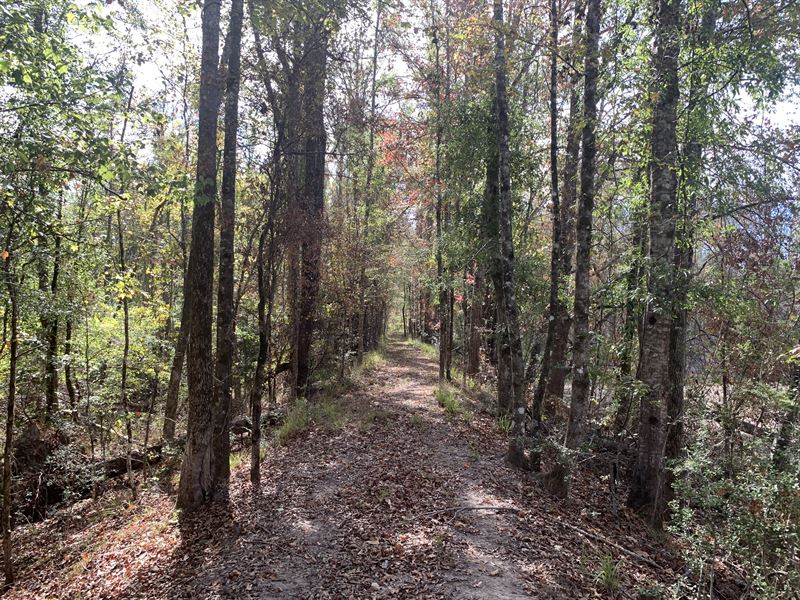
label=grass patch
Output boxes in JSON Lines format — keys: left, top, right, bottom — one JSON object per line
{"left": 275, "top": 398, "right": 343, "bottom": 446}
{"left": 407, "top": 338, "right": 438, "bottom": 360}
{"left": 594, "top": 556, "right": 622, "bottom": 593}
{"left": 350, "top": 343, "right": 387, "bottom": 380}
{"left": 497, "top": 413, "right": 513, "bottom": 436}
{"left": 229, "top": 450, "right": 246, "bottom": 470}
{"left": 435, "top": 383, "right": 464, "bottom": 417}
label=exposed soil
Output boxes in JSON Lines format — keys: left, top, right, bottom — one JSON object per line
{"left": 9, "top": 338, "right": 685, "bottom": 599}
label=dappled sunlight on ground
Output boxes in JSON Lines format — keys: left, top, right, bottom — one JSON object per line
{"left": 9, "top": 337, "right": 682, "bottom": 599}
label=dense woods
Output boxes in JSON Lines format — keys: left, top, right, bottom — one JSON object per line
{"left": 1, "top": 0, "right": 799, "bottom": 596}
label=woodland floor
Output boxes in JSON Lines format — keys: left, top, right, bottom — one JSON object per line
{"left": 9, "top": 338, "right": 688, "bottom": 599}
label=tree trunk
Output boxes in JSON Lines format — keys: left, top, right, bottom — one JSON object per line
{"left": 662, "top": 2, "right": 717, "bottom": 517}
{"left": 44, "top": 213, "right": 61, "bottom": 417}
{"left": 542, "top": 0, "right": 585, "bottom": 418}
{"left": 176, "top": 0, "right": 222, "bottom": 512}
{"left": 466, "top": 270, "right": 483, "bottom": 375}
{"left": 212, "top": 0, "right": 244, "bottom": 499}
{"left": 628, "top": 0, "right": 681, "bottom": 526}
{"left": 250, "top": 230, "right": 268, "bottom": 486}
{"left": 116, "top": 210, "right": 136, "bottom": 500}
{"left": 546, "top": 0, "right": 601, "bottom": 498}
{"left": 533, "top": 0, "right": 562, "bottom": 424}
{"left": 294, "top": 23, "right": 328, "bottom": 397}
{"left": 493, "top": 0, "right": 527, "bottom": 468}
{"left": 3, "top": 255, "right": 19, "bottom": 589}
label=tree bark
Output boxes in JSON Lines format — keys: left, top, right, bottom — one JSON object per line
{"left": 177, "top": 0, "right": 222, "bottom": 512}
{"left": 546, "top": 0, "right": 601, "bottom": 498}
{"left": 662, "top": 2, "right": 717, "bottom": 517}
{"left": 628, "top": 0, "right": 681, "bottom": 526}
{"left": 212, "top": 0, "right": 244, "bottom": 499}
{"left": 294, "top": 23, "right": 328, "bottom": 397}
{"left": 533, "top": 0, "right": 562, "bottom": 425}
{"left": 543, "top": 0, "right": 585, "bottom": 417}
{"left": 493, "top": 0, "right": 527, "bottom": 468}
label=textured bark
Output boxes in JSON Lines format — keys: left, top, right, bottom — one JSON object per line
{"left": 493, "top": 0, "right": 527, "bottom": 468}
{"left": 533, "top": 0, "right": 562, "bottom": 424}
{"left": 662, "top": 2, "right": 717, "bottom": 517}
{"left": 176, "top": 0, "right": 222, "bottom": 512}
{"left": 628, "top": 0, "right": 681, "bottom": 524}
{"left": 294, "top": 24, "right": 328, "bottom": 396}
{"left": 212, "top": 0, "right": 244, "bottom": 498}
{"left": 543, "top": 0, "right": 585, "bottom": 415}
{"left": 546, "top": 0, "right": 601, "bottom": 498}
{"left": 566, "top": 0, "right": 600, "bottom": 450}
{"left": 480, "top": 103, "right": 508, "bottom": 416}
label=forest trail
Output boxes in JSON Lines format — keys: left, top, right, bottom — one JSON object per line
{"left": 11, "top": 338, "right": 678, "bottom": 599}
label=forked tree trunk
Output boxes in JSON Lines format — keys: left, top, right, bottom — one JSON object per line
{"left": 628, "top": 0, "right": 681, "bottom": 526}
{"left": 177, "top": 0, "right": 222, "bottom": 511}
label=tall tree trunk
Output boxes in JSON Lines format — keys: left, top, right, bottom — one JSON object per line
{"left": 44, "top": 199, "right": 63, "bottom": 416}
{"left": 546, "top": 0, "right": 601, "bottom": 497}
{"left": 177, "top": 0, "right": 222, "bottom": 511}
{"left": 116, "top": 210, "right": 136, "bottom": 500}
{"left": 628, "top": 0, "right": 681, "bottom": 526}
{"left": 212, "top": 0, "right": 244, "bottom": 498}
{"left": 294, "top": 24, "right": 328, "bottom": 397}
{"left": 533, "top": 0, "right": 562, "bottom": 424}
{"left": 662, "top": 2, "right": 717, "bottom": 516}
{"left": 2, "top": 249, "right": 19, "bottom": 589}
{"left": 250, "top": 230, "right": 268, "bottom": 486}
{"left": 543, "top": 0, "right": 585, "bottom": 417}
{"left": 493, "top": 0, "right": 527, "bottom": 468}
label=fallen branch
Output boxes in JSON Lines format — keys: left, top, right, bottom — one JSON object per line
{"left": 557, "top": 520, "right": 661, "bottom": 569}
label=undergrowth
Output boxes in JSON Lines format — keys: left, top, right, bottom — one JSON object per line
{"left": 434, "top": 383, "right": 473, "bottom": 423}
{"left": 275, "top": 398, "right": 344, "bottom": 445}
